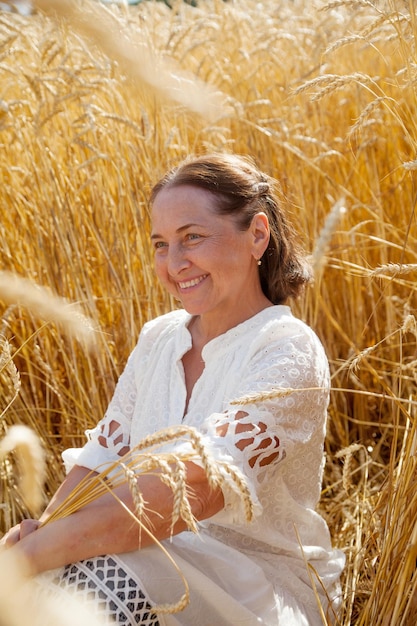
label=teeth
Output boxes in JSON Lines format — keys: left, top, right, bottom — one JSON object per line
{"left": 179, "top": 275, "right": 207, "bottom": 289}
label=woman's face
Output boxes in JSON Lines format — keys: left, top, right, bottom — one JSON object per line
{"left": 151, "top": 185, "right": 268, "bottom": 323}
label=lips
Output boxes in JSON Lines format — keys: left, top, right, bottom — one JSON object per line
{"left": 178, "top": 274, "right": 208, "bottom": 289}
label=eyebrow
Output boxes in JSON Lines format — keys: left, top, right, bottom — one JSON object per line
{"left": 150, "top": 223, "right": 203, "bottom": 240}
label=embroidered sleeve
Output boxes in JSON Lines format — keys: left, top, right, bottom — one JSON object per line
{"left": 71, "top": 345, "right": 140, "bottom": 471}
{"left": 204, "top": 331, "right": 330, "bottom": 485}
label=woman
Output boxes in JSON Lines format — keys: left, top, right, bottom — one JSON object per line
{"left": 1, "top": 153, "right": 344, "bottom": 625}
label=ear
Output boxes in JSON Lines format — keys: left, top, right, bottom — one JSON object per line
{"left": 250, "top": 212, "right": 270, "bottom": 259}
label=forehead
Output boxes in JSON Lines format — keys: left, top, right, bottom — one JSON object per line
{"left": 151, "top": 185, "right": 220, "bottom": 226}
{"left": 152, "top": 184, "right": 217, "bottom": 211}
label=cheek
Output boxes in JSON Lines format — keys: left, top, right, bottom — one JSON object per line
{"left": 154, "top": 256, "right": 167, "bottom": 280}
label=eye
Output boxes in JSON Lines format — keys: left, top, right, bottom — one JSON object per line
{"left": 186, "top": 233, "right": 201, "bottom": 242}
{"left": 153, "top": 241, "right": 167, "bottom": 250}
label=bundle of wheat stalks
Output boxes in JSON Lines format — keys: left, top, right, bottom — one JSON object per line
{"left": 0, "top": 0, "right": 416, "bottom": 624}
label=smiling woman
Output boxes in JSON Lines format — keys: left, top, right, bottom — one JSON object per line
{"left": 1, "top": 153, "right": 344, "bottom": 625}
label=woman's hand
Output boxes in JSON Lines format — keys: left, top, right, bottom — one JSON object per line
{"left": 0, "top": 519, "right": 40, "bottom": 548}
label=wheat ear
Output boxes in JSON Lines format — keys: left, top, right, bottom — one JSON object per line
{"left": 0, "top": 425, "right": 45, "bottom": 515}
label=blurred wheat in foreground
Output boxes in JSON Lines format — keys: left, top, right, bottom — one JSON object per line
{"left": 0, "top": 425, "right": 45, "bottom": 515}
{"left": 1, "top": 0, "right": 417, "bottom": 624}
{"left": 0, "top": 550, "right": 106, "bottom": 626}
{"left": 0, "top": 271, "right": 96, "bottom": 349}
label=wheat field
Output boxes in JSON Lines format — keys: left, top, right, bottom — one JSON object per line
{"left": 0, "top": 0, "right": 416, "bottom": 624}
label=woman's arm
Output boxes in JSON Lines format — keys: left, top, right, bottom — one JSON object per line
{"left": 2, "top": 460, "right": 224, "bottom": 576}
{"left": 41, "top": 465, "right": 98, "bottom": 521}
{"left": 0, "top": 466, "right": 95, "bottom": 548}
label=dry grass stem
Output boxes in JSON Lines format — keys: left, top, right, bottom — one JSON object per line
{"left": 294, "top": 524, "right": 336, "bottom": 625}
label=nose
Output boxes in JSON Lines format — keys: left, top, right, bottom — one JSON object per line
{"left": 167, "top": 244, "right": 190, "bottom": 276}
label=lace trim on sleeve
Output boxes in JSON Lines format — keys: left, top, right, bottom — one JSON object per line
{"left": 204, "top": 407, "right": 291, "bottom": 486}
{"left": 95, "top": 418, "right": 131, "bottom": 457}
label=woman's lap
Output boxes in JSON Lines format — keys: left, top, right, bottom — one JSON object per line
{"left": 36, "top": 537, "right": 338, "bottom": 626}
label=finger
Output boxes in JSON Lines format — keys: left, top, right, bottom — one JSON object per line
{"left": 19, "top": 519, "right": 40, "bottom": 539}
{"left": 0, "top": 525, "right": 21, "bottom": 548}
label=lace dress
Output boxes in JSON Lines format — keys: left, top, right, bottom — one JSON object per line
{"left": 47, "top": 306, "right": 344, "bottom": 625}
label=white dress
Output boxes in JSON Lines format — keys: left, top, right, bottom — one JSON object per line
{"left": 53, "top": 306, "right": 345, "bottom": 625}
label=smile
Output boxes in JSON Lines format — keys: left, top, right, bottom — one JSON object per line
{"left": 178, "top": 275, "right": 208, "bottom": 289}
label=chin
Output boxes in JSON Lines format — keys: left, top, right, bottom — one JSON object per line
{"left": 179, "top": 300, "right": 207, "bottom": 315}
{"left": 181, "top": 304, "right": 200, "bottom": 315}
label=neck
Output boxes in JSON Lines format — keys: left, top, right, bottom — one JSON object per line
{"left": 189, "top": 298, "right": 273, "bottom": 347}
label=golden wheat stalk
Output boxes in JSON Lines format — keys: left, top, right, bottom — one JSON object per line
{"left": 368, "top": 263, "right": 417, "bottom": 277}
{"left": 0, "top": 270, "right": 96, "bottom": 348}
{"left": 0, "top": 425, "right": 45, "bottom": 515}
{"left": 229, "top": 386, "right": 325, "bottom": 406}
{"left": 335, "top": 443, "right": 369, "bottom": 494}
{"left": 311, "top": 197, "right": 347, "bottom": 274}
{"left": 34, "top": 0, "right": 227, "bottom": 120}
{"left": 356, "top": 416, "right": 417, "bottom": 625}
{"left": 95, "top": 473, "right": 191, "bottom": 615}
{"left": 347, "top": 313, "right": 417, "bottom": 372}
{"left": 294, "top": 523, "right": 340, "bottom": 626}
{"left": 294, "top": 72, "right": 376, "bottom": 101}
{"left": 0, "top": 334, "right": 21, "bottom": 418}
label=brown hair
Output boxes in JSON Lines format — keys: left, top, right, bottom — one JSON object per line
{"left": 150, "top": 153, "right": 313, "bottom": 304}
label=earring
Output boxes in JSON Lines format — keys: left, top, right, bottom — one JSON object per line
{"left": 257, "top": 259, "right": 262, "bottom": 266}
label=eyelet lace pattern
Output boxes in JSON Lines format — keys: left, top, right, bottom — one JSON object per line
{"left": 46, "top": 555, "right": 159, "bottom": 625}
